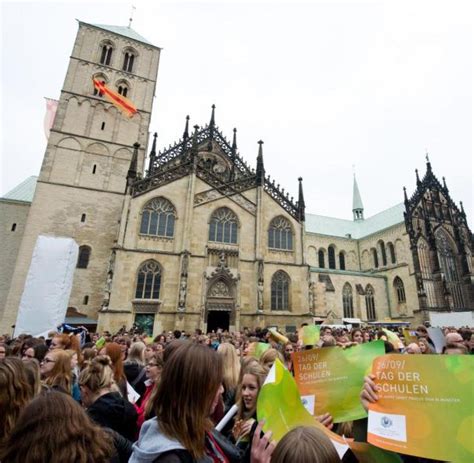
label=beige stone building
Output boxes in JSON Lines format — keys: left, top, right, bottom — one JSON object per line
{"left": 1, "top": 22, "right": 473, "bottom": 335}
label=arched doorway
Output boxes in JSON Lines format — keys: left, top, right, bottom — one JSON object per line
{"left": 206, "top": 279, "right": 235, "bottom": 332}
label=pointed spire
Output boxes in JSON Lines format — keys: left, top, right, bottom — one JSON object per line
{"left": 127, "top": 142, "right": 140, "bottom": 188}
{"left": 352, "top": 173, "right": 364, "bottom": 221}
{"left": 231, "top": 128, "right": 237, "bottom": 154}
{"left": 183, "top": 115, "right": 190, "bottom": 141}
{"left": 147, "top": 132, "right": 157, "bottom": 175}
{"left": 442, "top": 176, "right": 448, "bottom": 191}
{"left": 298, "top": 177, "right": 305, "bottom": 221}
{"left": 460, "top": 201, "right": 466, "bottom": 216}
{"left": 415, "top": 168, "right": 421, "bottom": 187}
{"left": 207, "top": 104, "right": 215, "bottom": 151}
{"left": 425, "top": 150, "right": 432, "bottom": 173}
{"left": 256, "top": 140, "right": 265, "bottom": 186}
{"left": 403, "top": 186, "right": 409, "bottom": 205}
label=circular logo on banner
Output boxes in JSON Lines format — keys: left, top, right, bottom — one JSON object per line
{"left": 381, "top": 416, "right": 393, "bottom": 428}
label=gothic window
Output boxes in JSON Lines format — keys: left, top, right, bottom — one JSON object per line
{"left": 435, "top": 229, "right": 464, "bottom": 308}
{"left": 122, "top": 49, "right": 136, "bottom": 73}
{"left": 135, "top": 260, "right": 161, "bottom": 300}
{"left": 378, "top": 240, "right": 387, "bottom": 266}
{"left": 92, "top": 74, "right": 107, "bottom": 97}
{"left": 328, "top": 246, "right": 336, "bottom": 269}
{"left": 417, "top": 238, "right": 431, "bottom": 278}
{"left": 318, "top": 249, "right": 325, "bottom": 268}
{"left": 77, "top": 245, "right": 91, "bottom": 269}
{"left": 371, "top": 248, "right": 379, "bottom": 268}
{"left": 271, "top": 271, "right": 290, "bottom": 310}
{"left": 99, "top": 42, "right": 113, "bottom": 66}
{"left": 365, "top": 285, "right": 376, "bottom": 320}
{"left": 268, "top": 216, "right": 293, "bottom": 250}
{"left": 339, "top": 251, "right": 346, "bottom": 270}
{"left": 209, "top": 208, "right": 238, "bottom": 244}
{"left": 342, "top": 283, "right": 354, "bottom": 318}
{"left": 117, "top": 80, "right": 130, "bottom": 97}
{"left": 140, "top": 197, "right": 176, "bottom": 238}
{"left": 388, "top": 242, "right": 396, "bottom": 264}
{"left": 394, "top": 277, "right": 406, "bottom": 303}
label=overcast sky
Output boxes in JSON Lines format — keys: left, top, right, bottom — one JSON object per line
{"left": 1, "top": 0, "right": 472, "bottom": 226}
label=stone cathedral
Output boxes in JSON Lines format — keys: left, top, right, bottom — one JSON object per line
{"left": 1, "top": 22, "right": 473, "bottom": 335}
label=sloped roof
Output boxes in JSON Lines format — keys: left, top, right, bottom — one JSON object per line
{"left": 306, "top": 202, "right": 405, "bottom": 239}
{"left": 2, "top": 176, "right": 38, "bottom": 203}
{"left": 89, "top": 23, "right": 155, "bottom": 46}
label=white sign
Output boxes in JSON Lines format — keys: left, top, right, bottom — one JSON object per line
{"left": 14, "top": 235, "right": 78, "bottom": 337}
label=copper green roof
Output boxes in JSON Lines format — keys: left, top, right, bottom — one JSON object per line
{"left": 1, "top": 176, "right": 37, "bottom": 203}
{"left": 87, "top": 22, "right": 156, "bottom": 46}
{"left": 306, "top": 203, "right": 405, "bottom": 239}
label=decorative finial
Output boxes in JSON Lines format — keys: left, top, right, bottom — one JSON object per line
{"left": 232, "top": 128, "right": 237, "bottom": 150}
{"left": 297, "top": 177, "right": 305, "bottom": 221}
{"left": 425, "top": 149, "right": 430, "bottom": 163}
{"left": 403, "top": 186, "right": 409, "bottom": 204}
{"left": 148, "top": 133, "right": 157, "bottom": 175}
{"left": 460, "top": 201, "right": 465, "bottom": 215}
{"left": 128, "top": 5, "right": 136, "bottom": 28}
{"left": 415, "top": 168, "right": 421, "bottom": 185}
{"left": 210, "top": 104, "right": 216, "bottom": 127}
{"left": 183, "top": 115, "right": 190, "bottom": 141}
{"left": 256, "top": 140, "right": 265, "bottom": 186}
{"left": 442, "top": 176, "right": 448, "bottom": 191}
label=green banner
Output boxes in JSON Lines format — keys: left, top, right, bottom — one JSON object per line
{"left": 368, "top": 354, "right": 474, "bottom": 462}
{"left": 293, "top": 340, "right": 385, "bottom": 423}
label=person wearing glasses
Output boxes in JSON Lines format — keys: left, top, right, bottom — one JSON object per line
{"left": 40, "top": 350, "right": 72, "bottom": 394}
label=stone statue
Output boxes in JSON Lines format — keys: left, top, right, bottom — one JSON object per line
{"left": 257, "top": 260, "right": 264, "bottom": 283}
{"left": 181, "top": 252, "right": 189, "bottom": 277}
{"left": 308, "top": 281, "right": 315, "bottom": 312}
{"left": 257, "top": 281, "right": 264, "bottom": 311}
{"left": 178, "top": 278, "right": 187, "bottom": 308}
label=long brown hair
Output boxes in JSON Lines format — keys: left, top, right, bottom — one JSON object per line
{"left": 102, "top": 342, "right": 125, "bottom": 383}
{"left": 217, "top": 342, "right": 240, "bottom": 392}
{"left": 152, "top": 341, "right": 223, "bottom": 460}
{"left": 78, "top": 355, "right": 115, "bottom": 393}
{"left": 271, "top": 426, "right": 340, "bottom": 463}
{"left": 0, "top": 358, "right": 34, "bottom": 442}
{"left": 0, "top": 391, "right": 113, "bottom": 463}
{"left": 43, "top": 350, "right": 72, "bottom": 392}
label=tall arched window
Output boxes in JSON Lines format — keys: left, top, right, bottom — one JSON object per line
{"left": 77, "top": 245, "right": 91, "bottom": 269}
{"left": 209, "top": 208, "right": 238, "bottom": 244}
{"left": 378, "top": 240, "right": 387, "bottom": 266}
{"left": 342, "top": 283, "right": 354, "bottom": 318}
{"left": 92, "top": 73, "right": 108, "bottom": 97}
{"left": 388, "top": 242, "right": 396, "bottom": 264}
{"left": 140, "top": 197, "right": 176, "bottom": 238}
{"left": 268, "top": 216, "right": 293, "bottom": 250}
{"left": 436, "top": 229, "right": 464, "bottom": 308}
{"left": 418, "top": 237, "right": 436, "bottom": 307}
{"left": 394, "top": 276, "right": 406, "bottom": 303}
{"left": 318, "top": 249, "right": 325, "bottom": 268}
{"left": 123, "top": 50, "right": 136, "bottom": 72}
{"left": 117, "top": 82, "right": 129, "bottom": 97}
{"left": 328, "top": 246, "right": 336, "bottom": 269}
{"left": 371, "top": 248, "right": 379, "bottom": 268}
{"left": 99, "top": 42, "right": 113, "bottom": 65}
{"left": 135, "top": 260, "right": 161, "bottom": 300}
{"left": 339, "top": 251, "right": 346, "bottom": 270}
{"left": 365, "top": 285, "right": 376, "bottom": 320}
{"left": 271, "top": 271, "right": 290, "bottom": 310}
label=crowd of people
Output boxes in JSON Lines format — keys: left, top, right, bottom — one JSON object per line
{"left": 0, "top": 322, "right": 472, "bottom": 462}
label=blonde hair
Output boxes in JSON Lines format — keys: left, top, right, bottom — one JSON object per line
{"left": 236, "top": 361, "right": 268, "bottom": 420}
{"left": 78, "top": 356, "right": 115, "bottom": 393}
{"left": 271, "top": 426, "right": 340, "bottom": 463}
{"left": 217, "top": 342, "right": 240, "bottom": 391}
{"left": 260, "top": 348, "right": 284, "bottom": 370}
{"left": 126, "top": 342, "right": 146, "bottom": 365}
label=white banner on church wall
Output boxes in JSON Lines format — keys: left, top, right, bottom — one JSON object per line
{"left": 14, "top": 235, "right": 78, "bottom": 337}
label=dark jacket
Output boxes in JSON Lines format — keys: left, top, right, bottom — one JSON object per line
{"left": 124, "top": 361, "right": 147, "bottom": 397}
{"left": 87, "top": 391, "right": 138, "bottom": 441}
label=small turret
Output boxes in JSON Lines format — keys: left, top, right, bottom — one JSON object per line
{"left": 352, "top": 174, "right": 364, "bottom": 221}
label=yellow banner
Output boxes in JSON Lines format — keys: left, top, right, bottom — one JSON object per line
{"left": 368, "top": 354, "right": 474, "bottom": 462}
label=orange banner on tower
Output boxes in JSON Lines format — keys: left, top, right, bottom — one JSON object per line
{"left": 93, "top": 79, "right": 137, "bottom": 117}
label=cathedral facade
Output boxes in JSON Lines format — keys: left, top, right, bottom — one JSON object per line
{"left": 1, "top": 22, "right": 473, "bottom": 335}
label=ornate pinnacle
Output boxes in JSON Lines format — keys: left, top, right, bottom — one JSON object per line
{"left": 442, "top": 176, "right": 448, "bottom": 191}
{"left": 298, "top": 177, "right": 305, "bottom": 221}
{"left": 209, "top": 104, "right": 216, "bottom": 127}
{"left": 415, "top": 168, "right": 421, "bottom": 186}
{"left": 148, "top": 132, "right": 157, "bottom": 174}
{"left": 183, "top": 115, "right": 190, "bottom": 141}
{"left": 403, "top": 186, "right": 409, "bottom": 205}
{"left": 256, "top": 140, "right": 265, "bottom": 187}
{"left": 231, "top": 128, "right": 237, "bottom": 157}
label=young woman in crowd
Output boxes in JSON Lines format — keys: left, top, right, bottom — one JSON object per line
{"left": 79, "top": 355, "right": 138, "bottom": 441}
{"left": 418, "top": 337, "right": 433, "bottom": 354}
{"left": 0, "top": 358, "right": 35, "bottom": 445}
{"left": 232, "top": 361, "right": 268, "bottom": 457}
{"left": 351, "top": 329, "right": 364, "bottom": 345}
{"left": 260, "top": 348, "right": 284, "bottom": 370}
{"left": 124, "top": 341, "right": 147, "bottom": 398}
{"left": 130, "top": 341, "right": 241, "bottom": 463}
{"left": 135, "top": 353, "right": 164, "bottom": 428}
{"left": 217, "top": 342, "right": 241, "bottom": 411}
{"left": 22, "top": 358, "right": 43, "bottom": 397}
{"left": 50, "top": 332, "right": 80, "bottom": 354}
{"left": 0, "top": 391, "right": 114, "bottom": 463}
{"left": 283, "top": 342, "right": 295, "bottom": 374}
{"left": 40, "top": 349, "right": 73, "bottom": 394}
{"left": 100, "top": 342, "right": 128, "bottom": 398}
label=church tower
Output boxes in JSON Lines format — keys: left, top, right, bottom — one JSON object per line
{"left": 0, "top": 22, "right": 160, "bottom": 332}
